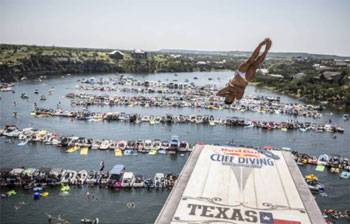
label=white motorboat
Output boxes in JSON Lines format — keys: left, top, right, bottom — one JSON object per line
{"left": 3, "top": 129, "right": 21, "bottom": 137}
{"left": 91, "top": 140, "right": 101, "bottom": 150}
{"left": 168, "top": 136, "right": 179, "bottom": 152}
{"left": 99, "top": 140, "right": 110, "bottom": 150}
{"left": 195, "top": 115, "right": 203, "bottom": 124}
{"left": 133, "top": 175, "right": 145, "bottom": 188}
{"left": 107, "top": 164, "right": 125, "bottom": 188}
{"left": 154, "top": 116, "right": 161, "bottom": 124}
{"left": 317, "top": 154, "right": 330, "bottom": 165}
{"left": 40, "top": 95, "right": 47, "bottom": 101}
{"left": 152, "top": 139, "right": 162, "bottom": 150}
{"left": 76, "top": 170, "right": 88, "bottom": 185}
{"left": 108, "top": 141, "right": 117, "bottom": 150}
{"left": 190, "top": 115, "right": 196, "bottom": 123}
{"left": 179, "top": 141, "right": 189, "bottom": 152}
{"left": 48, "top": 168, "right": 63, "bottom": 185}
{"left": 141, "top": 115, "right": 150, "bottom": 122}
{"left": 144, "top": 140, "right": 152, "bottom": 152}
{"left": 160, "top": 141, "right": 169, "bottom": 150}
{"left": 117, "top": 140, "right": 127, "bottom": 150}
{"left": 136, "top": 140, "right": 145, "bottom": 152}
{"left": 209, "top": 115, "right": 215, "bottom": 126}
{"left": 86, "top": 171, "right": 98, "bottom": 185}
{"left": 60, "top": 170, "right": 77, "bottom": 184}
{"left": 121, "top": 172, "right": 135, "bottom": 187}
{"left": 98, "top": 171, "right": 109, "bottom": 186}
{"left": 149, "top": 115, "right": 155, "bottom": 125}
{"left": 154, "top": 173, "right": 165, "bottom": 189}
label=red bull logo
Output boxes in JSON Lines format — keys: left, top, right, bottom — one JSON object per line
{"left": 221, "top": 147, "right": 260, "bottom": 158}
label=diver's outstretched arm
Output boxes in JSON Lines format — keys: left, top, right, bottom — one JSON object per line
{"left": 239, "top": 38, "right": 270, "bottom": 72}
{"left": 245, "top": 40, "right": 272, "bottom": 81}
{"left": 254, "top": 40, "right": 272, "bottom": 65}
{"left": 248, "top": 39, "right": 269, "bottom": 62}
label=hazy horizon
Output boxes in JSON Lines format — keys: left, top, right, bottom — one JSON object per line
{"left": 1, "top": 0, "right": 350, "bottom": 56}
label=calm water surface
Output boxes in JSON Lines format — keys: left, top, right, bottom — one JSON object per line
{"left": 0, "top": 71, "right": 349, "bottom": 224}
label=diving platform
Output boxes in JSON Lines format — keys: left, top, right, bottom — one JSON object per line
{"left": 156, "top": 144, "right": 325, "bottom": 224}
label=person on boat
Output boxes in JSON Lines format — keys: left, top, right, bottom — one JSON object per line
{"left": 99, "top": 160, "right": 104, "bottom": 171}
{"left": 47, "top": 214, "right": 52, "bottom": 224}
{"left": 217, "top": 38, "right": 272, "bottom": 104}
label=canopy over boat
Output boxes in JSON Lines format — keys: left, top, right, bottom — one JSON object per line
{"left": 318, "top": 154, "right": 330, "bottom": 162}
{"left": 110, "top": 164, "right": 125, "bottom": 175}
{"left": 10, "top": 168, "right": 24, "bottom": 176}
{"left": 123, "top": 172, "right": 134, "bottom": 179}
{"left": 49, "top": 168, "right": 63, "bottom": 176}
{"left": 22, "top": 168, "right": 37, "bottom": 176}
{"left": 37, "top": 130, "right": 47, "bottom": 136}
{"left": 39, "top": 167, "right": 51, "bottom": 174}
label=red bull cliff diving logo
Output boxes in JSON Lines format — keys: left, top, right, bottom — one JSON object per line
{"left": 210, "top": 147, "right": 277, "bottom": 194}
{"left": 210, "top": 147, "right": 275, "bottom": 168}
{"left": 177, "top": 148, "right": 302, "bottom": 224}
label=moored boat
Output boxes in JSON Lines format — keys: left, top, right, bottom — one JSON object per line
{"left": 121, "top": 172, "right": 135, "bottom": 188}
{"left": 179, "top": 141, "right": 189, "bottom": 152}
{"left": 133, "top": 175, "right": 145, "bottom": 188}
{"left": 154, "top": 173, "right": 165, "bottom": 189}
{"left": 107, "top": 164, "right": 125, "bottom": 188}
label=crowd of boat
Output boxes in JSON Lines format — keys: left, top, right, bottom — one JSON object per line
{"left": 77, "top": 79, "right": 218, "bottom": 97}
{"left": 293, "top": 151, "right": 350, "bottom": 178}
{"left": 0, "top": 125, "right": 192, "bottom": 155}
{"left": 31, "top": 107, "right": 345, "bottom": 134}
{"left": 67, "top": 91, "right": 323, "bottom": 119}
{"left": 1, "top": 125, "right": 349, "bottom": 180}
{"left": 70, "top": 76, "right": 326, "bottom": 118}
{"left": 0, "top": 82, "right": 15, "bottom": 92}
{"left": 322, "top": 208, "right": 350, "bottom": 223}
{"left": 0, "top": 164, "right": 178, "bottom": 193}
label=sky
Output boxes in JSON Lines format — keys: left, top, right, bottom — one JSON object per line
{"left": 1, "top": 0, "right": 350, "bottom": 56}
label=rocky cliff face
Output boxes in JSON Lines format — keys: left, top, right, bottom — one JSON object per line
{"left": 0, "top": 55, "right": 124, "bottom": 82}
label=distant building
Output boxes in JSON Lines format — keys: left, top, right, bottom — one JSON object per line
{"left": 268, "top": 74, "right": 284, "bottom": 79}
{"left": 320, "top": 59, "right": 334, "bottom": 66}
{"left": 170, "top": 54, "right": 182, "bottom": 59}
{"left": 108, "top": 50, "right": 124, "bottom": 60}
{"left": 215, "top": 59, "right": 226, "bottom": 65}
{"left": 320, "top": 71, "right": 345, "bottom": 83}
{"left": 18, "top": 47, "right": 28, "bottom": 52}
{"left": 312, "top": 64, "right": 320, "bottom": 69}
{"left": 293, "top": 72, "right": 306, "bottom": 80}
{"left": 294, "top": 56, "right": 308, "bottom": 62}
{"left": 196, "top": 61, "right": 207, "bottom": 65}
{"left": 316, "top": 65, "right": 334, "bottom": 71}
{"left": 131, "top": 49, "right": 147, "bottom": 59}
{"left": 334, "top": 59, "right": 347, "bottom": 67}
{"left": 257, "top": 68, "right": 268, "bottom": 75}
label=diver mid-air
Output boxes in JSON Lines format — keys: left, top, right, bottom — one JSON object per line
{"left": 217, "top": 38, "right": 272, "bottom": 104}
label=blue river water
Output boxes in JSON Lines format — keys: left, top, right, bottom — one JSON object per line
{"left": 0, "top": 71, "right": 349, "bottom": 224}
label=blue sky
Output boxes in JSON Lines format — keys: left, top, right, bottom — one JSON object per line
{"left": 1, "top": 0, "right": 349, "bottom": 56}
